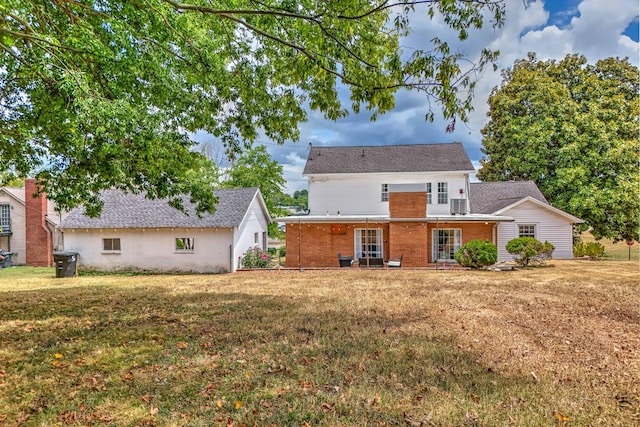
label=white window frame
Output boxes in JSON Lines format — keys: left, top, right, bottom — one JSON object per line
{"left": 437, "top": 182, "right": 448, "bottom": 204}
{"left": 381, "top": 183, "right": 389, "bottom": 202}
{"left": 102, "top": 238, "right": 121, "bottom": 253}
{"left": 518, "top": 224, "right": 537, "bottom": 238}
{"left": 426, "top": 183, "right": 432, "bottom": 205}
{"left": 354, "top": 228, "right": 383, "bottom": 259}
{"left": 432, "top": 228, "right": 461, "bottom": 262}
{"left": 0, "top": 204, "right": 10, "bottom": 233}
{"left": 175, "top": 237, "right": 195, "bottom": 252}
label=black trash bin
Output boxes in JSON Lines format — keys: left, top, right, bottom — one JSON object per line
{"left": 53, "top": 252, "right": 79, "bottom": 278}
{"left": 0, "top": 250, "right": 14, "bottom": 268}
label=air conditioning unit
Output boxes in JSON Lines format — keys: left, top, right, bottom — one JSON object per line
{"left": 450, "top": 199, "right": 467, "bottom": 215}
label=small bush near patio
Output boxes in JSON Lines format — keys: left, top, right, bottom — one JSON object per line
{"left": 573, "top": 241, "right": 606, "bottom": 260}
{"left": 454, "top": 239, "right": 498, "bottom": 269}
{"left": 239, "top": 246, "right": 272, "bottom": 268}
{"left": 506, "top": 237, "right": 555, "bottom": 267}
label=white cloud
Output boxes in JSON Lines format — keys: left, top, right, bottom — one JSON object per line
{"left": 198, "top": 1, "right": 640, "bottom": 194}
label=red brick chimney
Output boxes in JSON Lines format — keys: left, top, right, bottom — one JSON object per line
{"left": 25, "top": 178, "right": 53, "bottom": 267}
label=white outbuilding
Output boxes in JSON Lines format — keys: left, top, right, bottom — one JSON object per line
{"left": 58, "top": 187, "right": 271, "bottom": 273}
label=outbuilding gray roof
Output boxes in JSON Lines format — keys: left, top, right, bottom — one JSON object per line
{"left": 469, "top": 181, "right": 548, "bottom": 214}
{"left": 303, "top": 143, "right": 475, "bottom": 174}
{"left": 58, "top": 187, "right": 263, "bottom": 229}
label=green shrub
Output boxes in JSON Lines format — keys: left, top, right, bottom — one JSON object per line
{"left": 279, "top": 245, "right": 286, "bottom": 257}
{"left": 573, "top": 242, "right": 606, "bottom": 260}
{"left": 239, "top": 247, "right": 272, "bottom": 269}
{"left": 506, "top": 237, "right": 555, "bottom": 267}
{"left": 454, "top": 240, "right": 498, "bottom": 269}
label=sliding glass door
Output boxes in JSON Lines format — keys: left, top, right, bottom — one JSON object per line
{"left": 432, "top": 228, "right": 461, "bottom": 262}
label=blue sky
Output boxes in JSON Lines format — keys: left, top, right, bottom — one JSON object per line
{"left": 195, "top": 0, "right": 639, "bottom": 193}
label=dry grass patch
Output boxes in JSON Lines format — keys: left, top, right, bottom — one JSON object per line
{"left": 0, "top": 261, "right": 637, "bottom": 426}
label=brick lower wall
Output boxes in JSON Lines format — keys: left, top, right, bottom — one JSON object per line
{"left": 286, "top": 221, "right": 495, "bottom": 268}
{"left": 286, "top": 222, "right": 389, "bottom": 268}
{"left": 427, "top": 222, "right": 494, "bottom": 263}
{"left": 389, "top": 222, "right": 429, "bottom": 267}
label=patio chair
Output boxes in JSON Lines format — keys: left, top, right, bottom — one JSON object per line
{"left": 387, "top": 255, "right": 403, "bottom": 268}
{"left": 337, "top": 252, "right": 353, "bottom": 267}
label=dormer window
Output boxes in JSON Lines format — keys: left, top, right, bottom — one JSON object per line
{"left": 381, "top": 184, "right": 389, "bottom": 202}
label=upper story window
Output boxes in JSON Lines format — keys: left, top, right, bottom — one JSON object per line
{"left": 426, "top": 183, "right": 432, "bottom": 204}
{"left": 102, "top": 238, "right": 121, "bottom": 252}
{"left": 176, "top": 237, "right": 195, "bottom": 252}
{"left": 381, "top": 184, "right": 389, "bottom": 202}
{"left": 0, "top": 204, "right": 10, "bottom": 233}
{"left": 437, "top": 182, "right": 448, "bottom": 204}
{"left": 518, "top": 224, "right": 536, "bottom": 238}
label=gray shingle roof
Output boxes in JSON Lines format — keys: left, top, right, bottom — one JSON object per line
{"left": 303, "top": 143, "right": 474, "bottom": 174}
{"left": 58, "top": 187, "right": 261, "bottom": 229}
{"left": 469, "top": 181, "right": 548, "bottom": 214}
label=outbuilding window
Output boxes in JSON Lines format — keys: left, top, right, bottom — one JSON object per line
{"left": 176, "top": 237, "right": 195, "bottom": 252}
{"left": 102, "top": 238, "right": 121, "bottom": 252}
{"left": 518, "top": 224, "right": 536, "bottom": 238}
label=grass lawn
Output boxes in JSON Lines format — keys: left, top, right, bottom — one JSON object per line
{"left": 0, "top": 261, "right": 638, "bottom": 426}
{"left": 579, "top": 232, "right": 639, "bottom": 261}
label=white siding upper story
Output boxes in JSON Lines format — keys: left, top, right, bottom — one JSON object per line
{"left": 496, "top": 199, "right": 576, "bottom": 261}
{"left": 307, "top": 172, "right": 470, "bottom": 216}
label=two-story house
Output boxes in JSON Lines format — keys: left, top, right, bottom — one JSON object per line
{"left": 0, "top": 179, "right": 66, "bottom": 266}
{"left": 278, "top": 143, "right": 581, "bottom": 268}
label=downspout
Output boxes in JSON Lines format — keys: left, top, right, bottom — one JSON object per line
{"left": 365, "top": 217, "right": 369, "bottom": 267}
{"left": 44, "top": 218, "right": 53, "bottom": 267}
{"left": 230, "top": 226, "right": 236, "bottom": 273}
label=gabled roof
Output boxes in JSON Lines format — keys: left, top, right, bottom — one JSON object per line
{"left": 493, "top": 196, "right": 583, "bottom": 223}
{"left": 0, "top": 187, "right": 25, "bottom": 204}
{"left": 469, "top": 181, "right": 547, "bottom": 214}
{"left": 303, "top": 143, "right": 475, "bottom": 175}
{"left": 59, "top": 187, "right": 268, "bottom": 229}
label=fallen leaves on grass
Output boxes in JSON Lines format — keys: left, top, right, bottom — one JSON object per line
{"left": 555, "top": 411, "right": 570, "bottom": 426}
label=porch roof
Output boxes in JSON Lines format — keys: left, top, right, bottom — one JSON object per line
{"left": 275, "top": 214, "right": 513, "bottom": 223}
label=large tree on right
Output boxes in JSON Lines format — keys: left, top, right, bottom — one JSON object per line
{"left": 478, "top": 54, "right": 639, "bottom": 242}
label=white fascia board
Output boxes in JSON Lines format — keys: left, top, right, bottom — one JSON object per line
{"left": 427, "top": 214, "right": 514, "bottom": 222}
{"left": 275, "top": 214, "right": 513, "bottom": 223}
{"left": 275, "top": 215, "right": 389, "bottom": 223}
